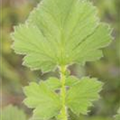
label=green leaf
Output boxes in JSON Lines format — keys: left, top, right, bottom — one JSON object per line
{"left": 23, "top": 82, "right": 61, "bottom": 119}
{"left": 44, "top": 77, "right": 61, "bottom": 90}
{"left": 11, "top": 25, "right": 56, "bottom": 72}
{"left": 11, "top": 0, "right": 112, "bottom": 72}
{"left": 1, "top": 105, "right": 26, "bottom": 120}
{"left": 65, "top": 76, "right": 79, "bottom": 87}
{"left": 66, "top": 77, "right": 103, "bottom": 115}
{"left": 44, "top": 76, "right": 79, "bottom": 90}
{"left": 115, "top": 108, "right": 120, "bottom": 120}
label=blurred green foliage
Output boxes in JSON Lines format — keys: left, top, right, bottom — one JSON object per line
{"left": 1, "top": 0, "right": 120, "bottom": 119}
{"left": 1, "top": 105, "right": 27, "bottom": 120}
{"left": 114, "top": 107, "right": 120, "bottom": 120}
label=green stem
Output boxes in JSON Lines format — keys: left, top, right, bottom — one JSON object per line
{"left": 60, "top": 65, "right": 68, "bottom": 120}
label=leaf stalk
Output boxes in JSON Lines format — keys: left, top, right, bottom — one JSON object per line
{"left": 60, "top": 65, "right": 68, "bottom": 120}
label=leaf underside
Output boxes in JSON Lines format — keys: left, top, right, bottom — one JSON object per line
{"left": 11, "top": 0, "right": 112, "bottom": 72}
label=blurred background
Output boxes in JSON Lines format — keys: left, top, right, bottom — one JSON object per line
{"left": 1, "top": 0, "right": 120, "bottom": 120}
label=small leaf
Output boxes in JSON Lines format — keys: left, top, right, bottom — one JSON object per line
{"left": 24, "top": 82, "right": 61, "bottom": 119}
{"left": 66, "top": 77, "right": 103, "bottom": 115}
{"left": 1, "top": 105, "right": 26, "bottom": 120}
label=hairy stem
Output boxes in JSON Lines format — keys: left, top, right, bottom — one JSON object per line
{"left": 60, "top": 65, "right": 68, "bottom": 120}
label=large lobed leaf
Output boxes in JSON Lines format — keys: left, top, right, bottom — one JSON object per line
{"left": 11, "top": 0, "right": 112, "bottom": 72}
